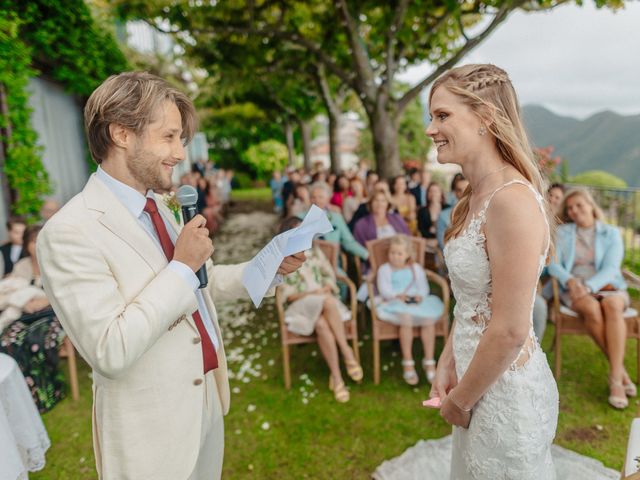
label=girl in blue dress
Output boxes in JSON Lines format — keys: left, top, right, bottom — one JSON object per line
{"left": 376, "top": 235, "right": 444, "bottom": 385}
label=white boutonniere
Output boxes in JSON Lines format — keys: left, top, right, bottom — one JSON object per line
{"left": 163, "top": 192, "right": 182, "bottom": 224}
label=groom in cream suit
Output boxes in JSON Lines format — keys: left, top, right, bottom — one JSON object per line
{"left": 37, "top": 72, "right": 304, "bottom": 479}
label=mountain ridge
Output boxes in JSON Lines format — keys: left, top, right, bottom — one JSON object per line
{"left": 522, "top": 105, "right": 640, "bottom": 188}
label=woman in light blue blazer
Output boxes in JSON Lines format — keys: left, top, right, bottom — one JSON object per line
{"left": 548, "top": 188, "right": 632, "bottom": 409}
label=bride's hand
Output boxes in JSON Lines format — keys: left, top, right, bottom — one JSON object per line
{"left": 439, "top": 389, "right": 472, "bottom": 429}
{"left": 429, "top": 354, "right": 457, "bottom": 400}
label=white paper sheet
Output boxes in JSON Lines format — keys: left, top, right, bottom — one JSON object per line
{"left": 242, "top": 205, "right": 333, "bottom": 307}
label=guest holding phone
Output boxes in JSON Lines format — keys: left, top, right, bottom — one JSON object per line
{"left": 375, "top": 235, "right": 444, "bottom": 386}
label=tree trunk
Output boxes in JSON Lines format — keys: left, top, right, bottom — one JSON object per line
{"left": 368, "top": 100, "right": 401, "bottom": 179}
{"left": 284, "top": 120, "right": 295, "bottom": 167}
{"left": 328, "top": 111, "right": 341, "bottom": 173}
{"left": 296, "top": 117, "right": 312, "bottom": 171}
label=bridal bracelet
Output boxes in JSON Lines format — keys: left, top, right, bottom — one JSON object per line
{"left": 449, "top": 395, "right": 472, "bottom": 414}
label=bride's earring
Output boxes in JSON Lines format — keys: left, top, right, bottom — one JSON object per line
{"left": 478, "top": 125, "right": 487, "bottom": 136}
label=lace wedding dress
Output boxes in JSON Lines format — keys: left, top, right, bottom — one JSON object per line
{"left": 444, "top": 180, "right": 559, "bottom": 479}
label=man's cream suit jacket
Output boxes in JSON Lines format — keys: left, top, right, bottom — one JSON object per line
{"left": 37, "top": 174, "right": 248, "bottom": 479}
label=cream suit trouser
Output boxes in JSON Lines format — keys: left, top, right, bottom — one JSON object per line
{"left": 188, "top": 371, "right": 224, "bottom": 480}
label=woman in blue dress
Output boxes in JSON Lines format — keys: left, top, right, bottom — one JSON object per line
{"left": 376, "top": 235, "right": 444, "bottom": 385}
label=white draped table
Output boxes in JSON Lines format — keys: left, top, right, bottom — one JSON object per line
{"left": 0, "top": 353, "right": 50, "bottom": 480}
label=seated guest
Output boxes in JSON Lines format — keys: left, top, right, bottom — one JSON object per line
{"left": 417, "top": 183, "right": 449, "bottom": 239}
{"left": 278, "top": 217, "right": 363, "bottom": 403}
{"left": 330, "top": 174, "right": 351, "bottom": 209}
{"left": 1, "top": 216, "right": 27, "bottom": 277}
{"left": 409, "top": 166, "right": 432, "bottom": 207}
{"left": 407, "top": 168, "right": 421, "bottom": 190}
{"left": 202, "top": 177, "right": 224, "bottom": 233}
{"left": 307, "top": 182, "right": 369, "bottom": 265}
{"left": 348, "top": 179, "right": 390, "bottom": 231}
{"left": 342, "top": 177, "right": 367, "bottom": 224}
{"left": 375, "top": 235, "right": 444, "bottom": 385}
{"left": 548, "top": 188, "right": 634, "bottom": 409}
{"left": 365, "top": 170, "right": 379, "bottom": 197}
{"left": 547, "top": 182, "right": 565, "bottom": 220}
{"left": 269, "top": 170, "right": 285, "bottom": 214}
{"left": 353, "top": 190, "right": 410, "bottom": 274}
{"left": 289, "top": 183, "right": 311, "bottom": 217}
{"left": 390, "top": 175, "right": 417, "bottom": 235}
{"left": 436, "top": 175, "right": 469, "bottom": 250}
{"left": 0, "top": 225, "right": 65, "bottom": 412}
{"left": 282, "top": 169, "right": 300, "bottom": 217}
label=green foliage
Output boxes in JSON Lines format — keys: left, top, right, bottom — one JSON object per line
{"left": 203, "top": 102, "right": 286, "bottom": 173}
{"left": 398, "top": 96, "right": 431, "bottom": 163}
{"left": 243, "top": 140, "right": 289, "bottom": 178}
{"left": 0, "top": 1, "right": 128, "bottom": 218}
{"left": 232, "top": 171, "right": 255, "bottom": 190}
{"left": 0, "top": 13, "right": 50, "bottom": 220}
{"left": 571, "top": 170, "right": 627, "bottom": 189}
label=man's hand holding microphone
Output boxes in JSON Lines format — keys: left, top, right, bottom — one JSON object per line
{"left": 175, "top": 185, "right": 305, "bottom": 284}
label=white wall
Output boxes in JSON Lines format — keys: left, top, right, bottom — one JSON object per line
{"left": 27, "top": 77, "right": 89, "bottom": 204}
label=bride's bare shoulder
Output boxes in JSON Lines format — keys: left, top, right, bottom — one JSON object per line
{"left": 485, "top": 182, "right": 546, "bottom": 239}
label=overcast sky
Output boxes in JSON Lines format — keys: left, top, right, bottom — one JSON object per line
{"left": 398, "top": 2, "right": 640, "bottom": 120}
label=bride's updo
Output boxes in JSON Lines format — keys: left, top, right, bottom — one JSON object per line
{"left": 430, "top": 64, "right": 552, "bottom": 245}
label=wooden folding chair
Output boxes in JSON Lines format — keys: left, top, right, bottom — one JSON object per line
{"left": 59, "top": 335, "right": 80, "bottom": 401}
{"left": 275, "top": 239, "right": 360, "bottom": 389}
{"left": 364, "top": 235, "right": 450, "bottom": 384}
{"left": 552, "top": 270, "right": 640, "bottom": 383}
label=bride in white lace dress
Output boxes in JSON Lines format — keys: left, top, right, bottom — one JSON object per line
{"left": 425, "top": 64, "right": 559, "bottom": 479}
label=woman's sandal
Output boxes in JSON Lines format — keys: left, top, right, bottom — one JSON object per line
{"left": 623, "top": 373, "right": 637, "bottom": 397}
{"left": 329, "top": 376, "right": 350, "bottom": 403}
{"left": 608, "top": 378, "right": 629, "bottom": 410}
{"left": 401, "top": 359, "right": 419, "bottom": 386}
{"left": 345, "top": 359, "right": 364, "bottom": 383}
{"left": 422, "top": 358, "right": 437, "bottom": 384}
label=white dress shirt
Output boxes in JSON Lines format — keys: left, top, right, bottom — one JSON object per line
{"left": 9, "top": 245, "right": 22, "bottom": 264}
{"left": 96, "top": 167, "right": 219, "bottom": 349}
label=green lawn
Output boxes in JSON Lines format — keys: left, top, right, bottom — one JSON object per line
{"left": 230, "top": 187, "right": 273, "bottom": 202}
{"left": 32, "top": 203, "right": 639, "bottom": 479}
{"left": 34, "top": 304, "right": 638, "bottom": 479}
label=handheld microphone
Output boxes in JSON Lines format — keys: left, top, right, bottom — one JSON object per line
{"left": 176, "top": 185, "right": 208, "bottom": 288}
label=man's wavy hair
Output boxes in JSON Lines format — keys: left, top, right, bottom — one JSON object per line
{"left": 84, "top": 71, "right": 197, "bottom": 164}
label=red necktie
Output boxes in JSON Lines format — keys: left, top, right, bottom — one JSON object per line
{"left": 144, "top": 198, "right": 218, "bottom": 373}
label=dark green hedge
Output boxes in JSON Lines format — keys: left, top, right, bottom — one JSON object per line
{"left": 0, "top": 0, "right": 128, "bottom": 220}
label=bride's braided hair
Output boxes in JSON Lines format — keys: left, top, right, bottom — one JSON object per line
{"left": 429, "top": 64, "right": 554, "bottom": 253}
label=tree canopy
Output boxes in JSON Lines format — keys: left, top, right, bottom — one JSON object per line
{"left": 116, "top": 0, "right": 624, "bottom": 178}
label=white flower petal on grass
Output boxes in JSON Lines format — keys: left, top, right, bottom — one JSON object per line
{"left": 267, "top": 359, "right": 275, "bottom": 366}
{"left": 235, "top": 429, "right": 242, "bottom": 435}
{"left": 247, "top": 404, "right": 256, "bottom": 412}
{"left": 261, "top": 422, "right": 270, "bottom": 430}
{"left": 232, "top": 387, "right": 240, "bottom": 394}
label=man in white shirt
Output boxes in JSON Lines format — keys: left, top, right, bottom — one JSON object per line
{"left": 37, "top": 71, "right": 304, "bottom": 480}
{"left": 1, "top": 217, "right": 26, "bottom": 277}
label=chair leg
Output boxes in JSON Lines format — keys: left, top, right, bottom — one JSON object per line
{"left": 358, "top": 303, "right": 367, "bottom": 333}
{"left": 636, "top": 337, "right": 640, "bottom": 385}
{"left": 283, "top": 344, "right": 291, "bottom": 390}
{"left": 373, "top": 339, "right": 380, "bottom": 385}
{"left": 352, "top": 335, "right": 360, "bottom": 364}
{"left": 64, "top": 337, "right": 79, "bottom": 401}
